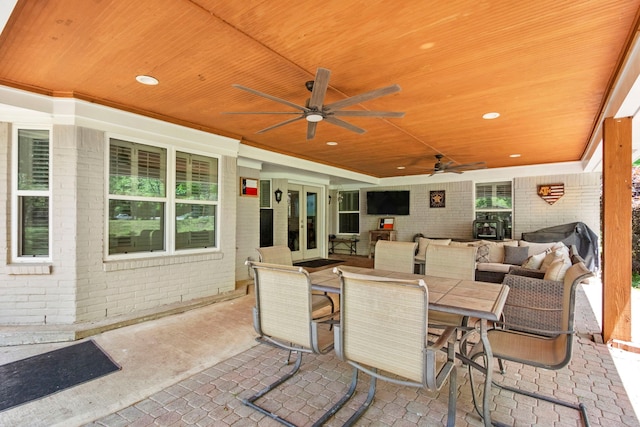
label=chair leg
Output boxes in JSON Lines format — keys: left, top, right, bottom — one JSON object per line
{"left": 311, "top": 367, "right": 359, "bottom": 427}
{"left": 466, "top": 355, "right": 591, "bottom": 427}
{"left": 342, "top": 368, "right": 378, "bottom": 427}
{"left": 446, "top": 365, "right": 457, "bottom": 427}
{"left": 492, "top": 382, "right": 591, "bottom": 427}
{"left": 242, "top": 350, "right": 303, "bottom": 427}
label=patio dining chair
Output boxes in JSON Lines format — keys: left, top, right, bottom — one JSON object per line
{"left": 464, "top": 261, "right": 595, "bottom": 426}
{"left": 243, "top": 261, "right": 346, "bottom": 427}
{"left": 256, "top": 245, "right": 335, "bottom": 315}
{"left": 327, "top": 268, "right": 458, "bottom": 427}
{"left": 373, "top": 240, "right": 418, "bottom": 273}
{"left": 424, "top": 244, "right": 478, "bottom": 327}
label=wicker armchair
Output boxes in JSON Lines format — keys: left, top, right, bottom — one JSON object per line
{"left": 373, "top": 240, "right": 418, "bottom": 273}
{"left": 243, "top": 261, "right": 345, "bottom": 426}
{"left": 328, "top": 268, "right": 458, "bottom": 427}
{"left": 465, "top": 261, "right": 595, "bottom": 426}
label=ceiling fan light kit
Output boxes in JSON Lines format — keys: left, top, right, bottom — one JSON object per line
{"left": 223, "top": 67, "right": 405, "bottom": 139}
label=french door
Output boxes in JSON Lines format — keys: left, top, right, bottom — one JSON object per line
{"left": 288, "top": 184, "right": 322, "bottom": 261}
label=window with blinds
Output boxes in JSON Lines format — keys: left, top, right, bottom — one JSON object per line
{"left": 108, "top": 140, "right": 220, "bottom": 255}
{"left": 338, "top": 190, "right": 360, "bottom": 234}
{"left": 108, "top": 139, "right": 167, "bottom": 255}
{"left": 475, "top": 181, "right": 513, "bottom": 238}
{"left": 16, "top": 129, "right": 50, "bottom": 258}
{"left": 175, "top": 152, "right": 218, "bottom": 250}
{"left": 259, "top": 180, "right": 271, "bottom": 208}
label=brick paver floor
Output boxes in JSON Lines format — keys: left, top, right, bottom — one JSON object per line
{"left": 87, "top": 287, "right": 639, "bottom": 427}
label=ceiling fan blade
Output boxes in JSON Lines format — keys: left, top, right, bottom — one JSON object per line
{"left": 232, "top": 84, "right": 308, "bottom": 112}
{"left": 256, "top": 116, "right": 304, "bottom": 134}
{"left": 308, "top": 68, "right": 330, "bottom": 110}
{"left": 332, "top": 110, "right": 405, "bottom": 118}
{"left": 221, "top": 111, "right": 302, "bottom": 115}
{"left": 307, "top": 122, "right": 318, "bottom": 140}
{"left": 324, "top": 84, "right": 401, "bottom": 111}
{"left": 323, "top": 116, "right": 366, "bottom": 134}
{"left": 446, "top": 161, "right": 487, "bottom": 171}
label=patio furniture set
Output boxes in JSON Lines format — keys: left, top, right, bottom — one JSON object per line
{"left": 244, "top": 241, "right": 594, "bottom": 426}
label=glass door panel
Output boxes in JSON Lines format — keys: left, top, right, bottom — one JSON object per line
{"left": 288, "top": 184, "right": 322, "bottom": 260}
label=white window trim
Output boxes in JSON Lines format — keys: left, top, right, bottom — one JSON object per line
{"left": 104, "top": 133, "right": 222, "bottom": 260}
{"left": 11, "top": 124, "right": 53, "bottom": 263}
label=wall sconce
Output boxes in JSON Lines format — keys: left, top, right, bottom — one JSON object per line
{"left": 328, "top": 195, "right": 332, "bottom": 205}
{"left": 274, "top": 188, "right": 283, "bottom": 204}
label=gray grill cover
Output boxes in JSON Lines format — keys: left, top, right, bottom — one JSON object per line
{"left": 522, "top": 222, "right": 599, "bottom": 271}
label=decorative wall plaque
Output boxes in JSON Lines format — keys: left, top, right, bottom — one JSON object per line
{"left": 537, "top": 183, "right": 564, "bottom": 205}
{"left": 240, "top": 177, "right": 259, "bottom": 197}
{"left": 430, "top": 190, "right": 445, "bottom": 208}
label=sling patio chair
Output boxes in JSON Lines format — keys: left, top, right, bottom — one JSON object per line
{"left": 243, "top": 261, "right": 346, "bottom": 427}
{"left": 373, "top": 240, "right": 418, "bottom": 273}
{"left": 463, "top": 260, "right": 595, "bottom": 427}
{"left": 424, "top": 244, "right": 478, "bottom": 328}
{"left": 326, "top": 268, "right": 458, "bottom": 427}
{"left": 256, "top": 245, "right": 335, "bottom": 315}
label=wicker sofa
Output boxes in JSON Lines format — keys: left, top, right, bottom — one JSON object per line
{"left": 415, "top": 237, "right": 578, "bottom": 283}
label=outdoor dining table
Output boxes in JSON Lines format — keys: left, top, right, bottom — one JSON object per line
{"left": 309, "top": 265, "right": 510, "bottom": 427}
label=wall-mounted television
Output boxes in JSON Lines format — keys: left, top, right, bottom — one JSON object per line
{"left": 366, "top": 190, "right": 410, "bottom": 215}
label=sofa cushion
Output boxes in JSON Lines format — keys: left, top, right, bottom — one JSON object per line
{"left": 416, "top": 237, "right": 451, "bottom": 258}
{"left": 521, "top": 251, "right": 547, "bottom": 269}
{"left": 504, "top": 245, "right": 529, "bottom": 265}
{"left": 544, "top": 258, "right": 572, "bottom": 281}
{"left": 476, "top": 262, "right": 512, "bottom": 273}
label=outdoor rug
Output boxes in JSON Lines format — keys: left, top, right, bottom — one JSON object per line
{"left": 293, "top": 258, "right": 344, "bottom": 268}
{"left": 0, "top": 339, "right": 121, "bottom": 412}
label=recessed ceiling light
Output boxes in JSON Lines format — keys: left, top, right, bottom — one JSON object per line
{"left": 136, "top": 75, "right": 159, "bottom": 85}
{"left": 510, "top": 153, "right": 521, "bottom": 158}
{"left": 397, "top": 166, "right": 405, "bottom": 170}
{"left": 326, "top": 141, "right": 338, "bottom": 146}
{"left": 482, "top": 112, "right": 500, "bottom": 120}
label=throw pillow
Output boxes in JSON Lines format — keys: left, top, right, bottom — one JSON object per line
{"left": 504, "top": 245, "right": 529, "bottom": 265}
{"left": 540, "top": 249, "right": 567, "bottom": 272}
{"left": 483, "top": 240, "right": 518, "bottom": 263}
{"left": 476, "top": 244, "right": 490, "bottom": 263}
{"left": 521, "top": 251, "right": 547, "bottom": 269}
{"left": 544, "top": 258, "right": 572, "bottom": 281}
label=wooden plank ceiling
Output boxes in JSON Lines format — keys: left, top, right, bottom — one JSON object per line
{"left": 1, "top": 1, "right": 639, "bottom": 178}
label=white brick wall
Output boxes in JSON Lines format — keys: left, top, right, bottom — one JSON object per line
{"left": 1, "top": 124, "right": 238, "bottom": 325}
{"left": 513, "top": 172, "right": 601, "bottom": 239}
{"left": 355, "top": 182, "right": 475, "bottom": 255}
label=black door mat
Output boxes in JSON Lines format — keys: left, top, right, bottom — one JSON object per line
{"left": 293, "top": 259, "right": 344, "bottom": 268}
{"left": 0, "top": 339, "right": 121, "bottom": 412}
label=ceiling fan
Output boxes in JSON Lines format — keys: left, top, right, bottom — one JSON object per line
{"left": 425, "top": 154, "right": 487, "bottom": 175}
{"left": 223, "top": 67, "right": 405, "bottom": 140}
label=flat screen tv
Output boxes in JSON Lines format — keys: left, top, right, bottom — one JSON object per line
{"left": 366, "top": 190, "right": 410, "bottom": 215}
